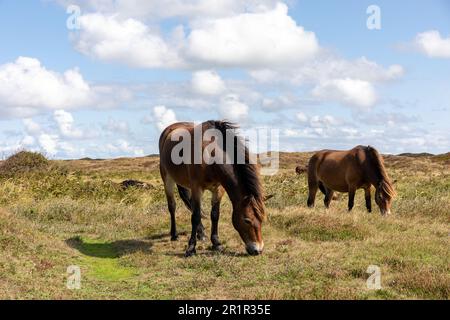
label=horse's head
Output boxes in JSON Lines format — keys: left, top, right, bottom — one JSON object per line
{"left": 375, "top": 181, "right": 395, "bottom": 215}
{"left": 232, "top": 196, "right": 265, "bottom": 256}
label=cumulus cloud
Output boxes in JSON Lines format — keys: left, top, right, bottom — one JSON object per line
{"left": 0, "top": 57, "right": 91, "bottom": 117}
{"left": 249, "top": 54, "right": 402, "bottom": 109}
{"left": 312, "top": 78, "right": 377, "bottom": 109}
{"left": 219, "top": 94, "right": 249, "bottom": 122}
{"left": 186, "top": 3, "right": 318, "bottom": 68}
{"left": 23, "top": 118, "right": 42, "bottom": 135}
{"left": 104, "top": 139, "right": 144, "bottom": 157}
{"left": 0, "top": 57, "right": 132, "bottom": 119}
{"left": 38, "top": 134, "right": 59, "bottom": 156}
{"left": 69, "top": 3, "right": 318, "bottom": 69}
{"left": 103, "top": 118, "right": 130, "bottom": 134}
{"left": 191, "top": 70, "right": 226, "bottom": 95}
{"left": 54, "top": 110, "right": 84, "bottom": 138}
{"left": 296, "top": 112, "right": 308, "bottom": 123}
{"left": 15, "top": 112, "right": 84, "bottom": 157}
{"left": 57, "top": 0, "right": 279, "bottom": 20}
{"left": 74, "top": 14, "right": 183, "bottom": 68}
{"left": 152, "top": 105, "right": 178, "bottom": 131}
{"left": 414, "top": 30, "right": 450, "bottom": 59}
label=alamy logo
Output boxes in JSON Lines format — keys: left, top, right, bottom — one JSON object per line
{"left": 66, "top": 5, "right": 81, "bottom": 30}
{"left": 367, "top": 5, "right": 381, "bottom": 30}
{"left": 170, "top": 126, "right": 279, "bottom": 175}
{"left": 66, "top": 265, "right": 81, "bottom": 290}
{"left": 366, "top": 265, "right": 382, "bottom": 290}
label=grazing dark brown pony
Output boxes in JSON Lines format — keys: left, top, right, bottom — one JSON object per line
{"left": 307, "top": 145, "right": 396, "bottom": 215}
{"left": 295, "top": 165, "right": 308, "bottom": 175}
{"left": 159, "top": 121, "right": 266, "bottom": 257}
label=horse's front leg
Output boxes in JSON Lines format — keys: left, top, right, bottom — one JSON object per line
{"left": 364, "top": 187, "right": 372, "bottom": 213}
{"left": 185, "top": 190, "right": 203, "bottom": 257}
{"left": 348, "top": 188, "right": 356, "bottom": 211}
{"left": 210, "top": 187, "right": 225, "bottom": 251}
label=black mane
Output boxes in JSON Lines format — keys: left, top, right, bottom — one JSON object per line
{"left": 207, "top": 120, "right": 265, "bottom": 220}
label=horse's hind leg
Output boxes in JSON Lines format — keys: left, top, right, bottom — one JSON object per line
{"left": 185, "top": 188, "right": 203, "bottom": 257}
{"left": 348, "top": 188, "right": 356, "bottom": 212}
{"left": 364, "top": 187, "right": 372, "bottom": 213}
{"left": 324, "top": 188, "right": 335, "bottom": 209}
{"left": 162, "top": 173, "right": 178, "bottom": 241}
{"left": 210, "top": 187, "right": 225, "bottom": 251}
{"left": 318, "top": 181, "right": 333, "bottom": 208}
{"left": 177, "top": 184, "right": 206, "bottom": 240}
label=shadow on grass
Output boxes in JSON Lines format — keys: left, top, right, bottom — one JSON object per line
{"left": 66, "top": 236, "right": 153, "bottom": 258}
{"left": 145, "top": 231, "right": 187, "bottom": 241}
{"left": 164, "top": 248, "right": 249, "bottom": 258}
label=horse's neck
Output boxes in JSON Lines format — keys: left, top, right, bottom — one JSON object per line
{"left": 362, "top": 162, "right": 381, "bottom": 187}
{"left": 215, "top": 164, "right": 241, "bottom": 206}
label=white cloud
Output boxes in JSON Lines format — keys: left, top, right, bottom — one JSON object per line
{"left": 0, "top": 57, "right": 131, "bottom": 119}
{"left": 68, "top": 3, "right": 318, "bottom": 69}
{"left": 74, "top": 14, "right": 183, "bottom": 68}
{"left": 104, "top": 139, "right": 144, "bottom": 157}
{"left": 23, "top": 118, "right": 42, "bottom": 135}
{"left": 312, "top": 78, "right": 377, "bottom": 109}
{"left": 219, "top": 94, "right": 249, "bottom": 122}
{"left": 0, "top": 57, "right": 91, "bottom": 117}
{"left": 414, "top": 30, "right": 450, "bottom": 59}
{"left": 186, "top": 3, "right": 319, "bottom": 68}
{"left": 38, "top": 134, "right": 59, "bottom": 156}
{"left": 191, "top": 70, "right": 226, "bottom": 95}
{"left": 103, "top": 118, "right": 130, "bottom": 134}
{"left": 57, "top": 0, "right": 280, "bottom": 20}
{"left": 250, "top": 56, "right": 403, "bottom": 85}
{"left": 296, "top": 112, "right": 308, "bottom": 123}
{"left": 54, "top": 110, "right": 84, "bottom": 138}
{"left": 309, "top": 115, "right": 340, "bottom": 128}
{"left": 249, "top": 54, "right": 402, "bottom": 109}
{"left": 153, "top": 105, "right": 178, "bottom": 131}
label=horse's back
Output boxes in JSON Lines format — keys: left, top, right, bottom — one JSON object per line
{"left": 159, "top": 122, "right": 196, "bottom": 187}
{"left": 159, "top": 122, "right": 194, "bottom": 152}
{"left": 310, "top": 147, "right": 366, "bottom": 192}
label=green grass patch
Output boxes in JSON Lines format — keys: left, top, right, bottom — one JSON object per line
{"left": 67, "top": 237, "right": 138, "bottom": 282}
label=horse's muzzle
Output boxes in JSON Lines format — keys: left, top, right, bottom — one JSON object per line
{"left": 246, "top": 242, "right": 264, "bottom": 256}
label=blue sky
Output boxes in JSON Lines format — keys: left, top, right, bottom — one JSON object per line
{"left": 0, "top": 0, "right": 449, "bottom": 158}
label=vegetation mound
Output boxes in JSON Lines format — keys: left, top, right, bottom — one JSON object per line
{"left": 0, "top": 151, "right": 50, "bottom": 177}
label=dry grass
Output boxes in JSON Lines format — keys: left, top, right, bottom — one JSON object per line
{"left": 0, "top": 151, "right": 449, "bottom": 299}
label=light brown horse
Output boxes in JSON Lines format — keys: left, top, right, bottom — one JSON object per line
{"left": 159, "top": 121, "right": 266, "bottom": 257}
{"left": 307, "top": 145, "right": 396, "bottom": 215}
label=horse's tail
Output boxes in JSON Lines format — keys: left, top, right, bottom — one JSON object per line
{"left": 176, "top": 184, "right": 192, "bottom": 211}
{"left": 366, "top": 146, "right": 396, "bottom": 199}
{"left": 306, "top": 154, "right": 320, "bottom": 207}
{"left": 307, "top": 154, "right": 319, "bottom": 183}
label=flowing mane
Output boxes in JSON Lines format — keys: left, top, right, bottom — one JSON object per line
{"left": 365, "top": 146, "right": 396, "bottom": 200}
{"left": 207, "top": 121, "right": 266, "bottom": 221}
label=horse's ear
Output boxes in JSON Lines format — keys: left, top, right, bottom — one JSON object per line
{"left": 263, "top": 194, "right": 274, "bottom": 202}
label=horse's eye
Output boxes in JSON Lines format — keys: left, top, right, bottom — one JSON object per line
{"left": 244, "top": 218, "right": 252, "bottom": 225}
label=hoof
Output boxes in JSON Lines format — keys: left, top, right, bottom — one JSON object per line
{"left": 170, "top": 235, "right": 178, "bottom": 241}
{"left": 184, "top": 248, "right": 196, "bottom": 257}
{"left": 212, "top": 244, "right": 224, "bottom": 252}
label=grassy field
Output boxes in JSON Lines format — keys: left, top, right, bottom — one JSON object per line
{"left": 0, "top": 151, "right": 449, "bottom": 299}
